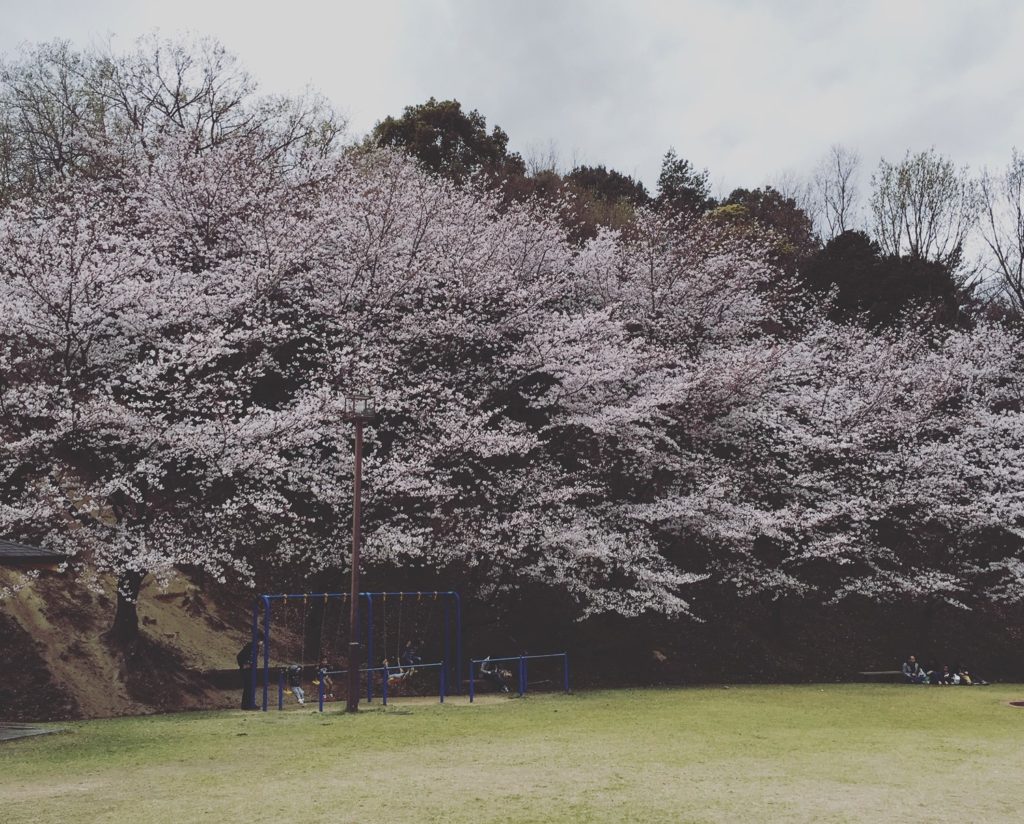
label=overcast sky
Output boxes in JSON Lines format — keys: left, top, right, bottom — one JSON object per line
{"left": 3, "top": 0, "right": 1023, "bottom": 195}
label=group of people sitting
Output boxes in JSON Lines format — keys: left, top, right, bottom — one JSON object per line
{"left": 901, "top": 655, "right": 988, "bottom": 686}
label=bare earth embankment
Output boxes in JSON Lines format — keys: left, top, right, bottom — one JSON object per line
{"left": 0, "top": 570, "right": 247, "bottom": 720}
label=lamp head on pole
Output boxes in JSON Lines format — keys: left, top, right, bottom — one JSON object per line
{"left": 343, "top": 392, "right": 377, "bottom": 422}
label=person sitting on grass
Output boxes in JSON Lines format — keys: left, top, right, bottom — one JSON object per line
{"left": 901, "top": 655, "right": 929, "bottom": 684}
{"left": 479, "top": 656, "right": 511, "bottom": 693}
{"left": 956, "top": 666, "right": 988, "bottom": 686}
{"left": 934, "top": 665, "right": 954, "bottom": 685}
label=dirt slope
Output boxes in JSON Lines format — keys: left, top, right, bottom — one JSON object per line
{"left": 0, "top": 568, "right": 250, "bottom": 721}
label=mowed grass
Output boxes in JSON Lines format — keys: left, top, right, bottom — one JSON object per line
{"left": 4, "top": 684, "right": 1024, "bottom": 823}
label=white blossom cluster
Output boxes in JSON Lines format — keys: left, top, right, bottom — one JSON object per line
{"left": 1, "top": 109, "right": 1022, "bottom": 620}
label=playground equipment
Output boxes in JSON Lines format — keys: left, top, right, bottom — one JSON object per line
{"left": 251, "top": 590, "right": 462, "bottom": 711}
{"left": 468, "top": 653, "right": 571, "bottom": 702}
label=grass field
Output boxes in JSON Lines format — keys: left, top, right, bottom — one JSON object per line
{"left": 3, "top": 684, "right": 1024, "bottom": 823}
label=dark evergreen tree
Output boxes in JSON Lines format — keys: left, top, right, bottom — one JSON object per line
{"left": 565, "top": 164, "right": 650, "bottom": 206}
{"left": 371, "top": 97, "right": 525, "bottom": 185}
{"left": 722, "top": 186, "right": 819, "bottom": 272}
{"left": 803, "top": 230, "right": 965, "bottom": 326}
{"left": 655, "top": 149, "right": 712, "bottom": 217}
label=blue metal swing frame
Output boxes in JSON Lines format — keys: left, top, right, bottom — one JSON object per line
{"left": 468, "top": 653, "right": 571, "bottom": 701}
{"left": 251, "top": 590, "right": 462, "bottom": 711}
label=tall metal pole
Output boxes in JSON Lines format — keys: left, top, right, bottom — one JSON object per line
{"left": 346, "top": 419, "right": 364, "bottom": 713}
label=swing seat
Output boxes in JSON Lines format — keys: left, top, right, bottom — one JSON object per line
{"left": 384, "top": 669, "right": 415, "bottom": 697}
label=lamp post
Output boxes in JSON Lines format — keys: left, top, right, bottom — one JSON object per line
{"left": 343, "top": 393, "right": 376, "bottom": 713}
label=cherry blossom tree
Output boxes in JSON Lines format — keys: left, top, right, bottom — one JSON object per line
{"left": 4, "top": 39, "right": 1024, "bottom": 641}
{"left": 0, "top": 155, "right": 321, "bottom": 638}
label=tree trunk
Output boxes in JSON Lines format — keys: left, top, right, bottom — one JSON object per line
{"left": 108, "top": 570, "right": 146, "bottom": 645}
{"left": 771, "top": 598, "right": 786, "bottom": 638}
{"left": 920, "top": 599, "right": 934, "bottom": 641}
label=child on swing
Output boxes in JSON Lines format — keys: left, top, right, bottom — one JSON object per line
{"left": 312, "top": 657, "right": 334, "bottom": 700}
{"left": 286, "top": 663, "right": 305, "bottom": 704}
{"left": 400, "top": 639, "right": 423, "bottom": 668}
{"left": 381, "top": 657, "right": 412, "bottom": 693}
{"left": 479, "top": 656, "right": 512, "bottom": 693}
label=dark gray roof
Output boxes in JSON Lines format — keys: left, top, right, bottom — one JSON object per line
{"left": 0, "top": 538, "right": 68, "bottom": 562}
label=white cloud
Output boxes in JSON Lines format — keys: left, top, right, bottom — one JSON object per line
{"left": 2, "top": 0, "right": 1022, "bottom": 190}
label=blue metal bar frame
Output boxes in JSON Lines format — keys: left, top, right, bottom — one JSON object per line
{"left": 454, "top": 593, "right": 462, "bottom": 694}
{"left": 261, "top": 595, "right": 271, "bottom": 711}
{"left": 468, "top": 654, "right": 571, "bottom": 702}
{"left": 257, "top": 590, "right": 463, "bottom": 710}
{"left": 366, "top": 596, "right": 374, "bottom": 703}
{"left": 470, "top": 654, "right": 570, "bottom": 663}
{"left": 326, "top": 661, "right": 445, "bottom": 676}
{"left": 260, "top": 592, "right": 351, "bottom": 600}
{"left": 325, "top": 662, "right": 446, "bottom": 708}
{"left": 259, "top": 592, "right": 341, "bottom": 709}
{"left": 359, "top": 590, "right": 462, "bottom": 698}
{"left": 442, "top": 600, "right": 450, "bottom": 699}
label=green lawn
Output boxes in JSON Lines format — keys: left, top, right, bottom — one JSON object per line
{"left": 3, "top": 685, "right": 1024, "bottom": 823}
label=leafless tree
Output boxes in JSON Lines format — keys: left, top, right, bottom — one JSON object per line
{"left": 524, "top": 139, "right": 561, "bottom": 176}
{"left": 978, "top": 149, "right": 1024, "bottom": 311}
{"left": 870, "top": 148, "right": 978, "bottom": 270}
{"left": 769, "top": 168, "right": 813, "bottom": 213}
{"left": 0, "top": 41, "right": 99, "bottom": 199}
{"left": 811, "top": 144, "right": 861, "bottom": 241}
{"left": 0, "top": 35, "right": 344, "bottom": 204}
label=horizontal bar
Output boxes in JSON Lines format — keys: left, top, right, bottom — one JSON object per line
{"left": 360, "top": 591, "right": 457, "bottom": 598}
{"left": 326, "top": 662, "right": 443, "bottom": 676}
{"left": 470, "top": 654, "right": 567, "bottom": 663}
{"left": 260, "top": 592, "right": 350, "bottom": 601}
{"left": 259, "top": 591, "right": 458, "bottom": 601}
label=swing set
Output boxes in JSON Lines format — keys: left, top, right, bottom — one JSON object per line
{"left": 250, "top": 590, "right": 463, "bottom": 711}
